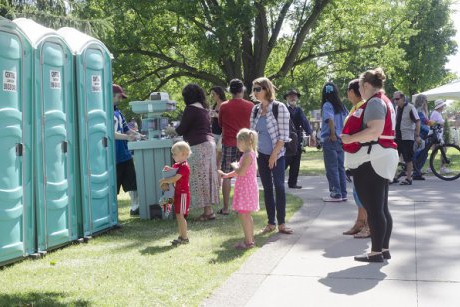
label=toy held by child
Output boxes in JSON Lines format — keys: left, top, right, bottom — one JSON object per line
{"left": 218, "top": 128, "right": 259, "bottom": 250}
{"left": 159, "top": 167, "right": 178, "bottom": 218}
{"left": 159, "top": 141, "right": 192, "bottom": 246}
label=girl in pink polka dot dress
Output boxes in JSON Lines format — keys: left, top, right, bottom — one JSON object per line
{"left": 219, "top": 128, "right": 259, "bottom": 249}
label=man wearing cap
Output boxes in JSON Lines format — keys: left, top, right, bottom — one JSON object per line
{"left": 392, "top": 91, "right": 421, "bottom": 185}
{"left": 217, "top": 79, "right": 254, "bottom": 215}
{"left": 113, "top": 84, "right": 143, "bottom": 215}
{"left": 284, "top": 89, "right": 315, "bottom": 189}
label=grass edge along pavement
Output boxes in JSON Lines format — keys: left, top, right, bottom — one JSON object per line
{"left": 0, "top": 191, "right": 302, "bottom": 306}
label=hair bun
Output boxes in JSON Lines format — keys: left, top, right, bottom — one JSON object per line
{"left": 229, "top": 79, "right": 244, "bottom": 94}
{"left": 374, "top": 67, "right": 386, "bottom": 82}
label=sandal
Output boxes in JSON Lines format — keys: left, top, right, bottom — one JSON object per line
{"left": 234, "top": 241, "right": 255, "bottom": 250}
{"left": 399, "top": 178, "right": 412, "bottom": 185}
{"left": 196, "top": 213, "right": 216, "bottom": 221}
{"left": 342, "top": 219, "right": 365, "bottom": 235}
{"left": 217, "top": 208, "right": 229, "bottom": 215}
{"left": 278, "top": 224, "right": 293, "bottom": 234}
{"left": 354, "top": 225, "right": 371, "bottom": 239}
{"left": 260, "top": 224, "right": 276, "bottom": 234}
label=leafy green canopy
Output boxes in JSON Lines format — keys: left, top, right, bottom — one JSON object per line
{"left": 2, "top": 0, "right": 456, "bottom": 116}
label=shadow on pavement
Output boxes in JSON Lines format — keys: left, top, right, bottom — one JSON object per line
{"left": 319, "top": 263, "right": 388, "bottom": 295}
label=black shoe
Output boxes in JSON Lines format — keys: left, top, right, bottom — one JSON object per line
{"left": 288, "top": 185, "right": 302, "bottom": 189}
{"left": 413, "top": 175, "right": 425, "bottom": 181}
{"left": 130, "top": 208, "right": 139, "bottom": 216}
{"left": 382, "top": 250, "right": 391, "bottom": 260}
{"left": 354, "top": 253, "right": 384, "bottom": 263}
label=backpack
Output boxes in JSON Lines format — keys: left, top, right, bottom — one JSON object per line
{"left": 253, "top": 101, "right": 298, "bottom": 156}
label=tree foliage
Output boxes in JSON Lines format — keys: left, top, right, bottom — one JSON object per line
{"left": 1, "top": 0, "right": 457, "bottom": 116}
{"left": 392, "top": 0, "right": 457, "bottom": 96}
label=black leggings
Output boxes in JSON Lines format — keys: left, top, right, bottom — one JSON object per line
{"left": 350, "top": 162, "right": 392, "bottom": 252}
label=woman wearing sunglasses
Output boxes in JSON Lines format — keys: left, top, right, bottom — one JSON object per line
{"left": 250, "top": 77, "right": 293, "bottom": 234}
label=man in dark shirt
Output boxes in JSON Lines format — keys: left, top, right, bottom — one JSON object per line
{"left": 284, "top": 89, "right": 316, "bottom": 189}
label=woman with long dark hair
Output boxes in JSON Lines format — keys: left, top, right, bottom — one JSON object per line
{"left": 320, "top": 82, "right": 348, "bottom": 202}
{"left": 209, "top": 86, "right": 226, "bottom": 170}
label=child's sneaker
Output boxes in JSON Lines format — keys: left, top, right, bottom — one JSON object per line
{"left": 171, "top": 237, "right": 189, "bottom": 246}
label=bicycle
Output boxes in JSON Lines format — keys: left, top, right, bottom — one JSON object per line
{"left": 412, "top": 125, "right": 460, "bottom": 181}
{"left": 427, "top": 125, "right": 460, "bottom": 180}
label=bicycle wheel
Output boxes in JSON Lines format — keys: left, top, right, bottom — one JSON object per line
{"left": 429, "top": 143, "right": 460, "bottom": 181}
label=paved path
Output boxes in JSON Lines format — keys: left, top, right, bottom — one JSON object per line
{"left": 203, "top": 176, "right": 460, "bottom": 307}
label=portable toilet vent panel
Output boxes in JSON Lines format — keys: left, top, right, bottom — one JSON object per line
{"left": 14, "top": 18, "right": 78, "bottom": 251}
{"left": 0, "top": 17, "right": 34, "bottom": 266}
{"left": 57, "top": 27, "right": 117, "bottom": 236}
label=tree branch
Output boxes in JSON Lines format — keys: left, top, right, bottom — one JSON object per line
{"left": 274, "top": 0, "right": 332, "bottom": 79}
{"left": 125, "top": 64, "right": 175, "bottom": 85}
{"left": 268, "top": 0, "right": 293, "bottom": 52}
{"left": 119, "top": 48, "right": 223, "bottom": 84}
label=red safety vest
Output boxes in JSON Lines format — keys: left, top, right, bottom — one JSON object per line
{"left": 342, "top": 92, "right": 397, "bottom": 153}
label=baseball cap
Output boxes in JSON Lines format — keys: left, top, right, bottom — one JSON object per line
{"left": 113, "top": 84, "right": 127, "bottom": 98}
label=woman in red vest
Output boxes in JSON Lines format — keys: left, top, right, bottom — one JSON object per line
{"left": 341, "top": 68, "right": 399, "bottom": 263}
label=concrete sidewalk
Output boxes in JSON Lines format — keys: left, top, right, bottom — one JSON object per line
{"left": 203, "top": 176, "right": 460, "bottom": 307}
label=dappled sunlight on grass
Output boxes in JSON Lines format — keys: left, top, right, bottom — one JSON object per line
{"left": 0, "top": 190, "right": 302, "bottom": 306}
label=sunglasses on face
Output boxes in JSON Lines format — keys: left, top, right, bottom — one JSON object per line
{"left": 252, "top": 86, "right": 264, "bottom": 93}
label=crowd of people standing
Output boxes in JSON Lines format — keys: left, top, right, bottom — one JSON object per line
{"left": 113, "top": 67, "right": 447, "bottom": 261}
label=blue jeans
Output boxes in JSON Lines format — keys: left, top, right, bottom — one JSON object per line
{"left": 413, "top": 138, "right": 431, "bottom": 176}
{"left": 322, "top": 139, "right": 347, "bottom": 198}
{"left": 257, "top": 153, "right": 286, "bottom": 225}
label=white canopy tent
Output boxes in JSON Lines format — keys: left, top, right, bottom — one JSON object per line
{"left": 412, "top": 80, "right": 460, "bottom": 102}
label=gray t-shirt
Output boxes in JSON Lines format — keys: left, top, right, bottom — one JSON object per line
{"left": 363, "top": 97, "right": 387, "bottom": 125}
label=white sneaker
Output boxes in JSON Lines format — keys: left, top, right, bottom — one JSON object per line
{"left": 440, "top": 167, "right": 451, "bottom": 174}
{"left": 322, "top": 196, "right": 343, "bottom": 202}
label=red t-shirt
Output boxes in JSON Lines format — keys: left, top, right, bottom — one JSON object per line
{"left": 173, "top": 161, "right": 190, "bottom": 194}
{"left": 218, "top": 98, "right": 254, "bottom": 147}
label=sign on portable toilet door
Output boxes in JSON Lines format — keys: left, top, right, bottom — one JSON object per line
{"left": 91, "top": 75, "right": 101, "bottom": 92}
{"left": 3, "top": 70, "right": 17, "bottom": 92}
{"left": 50, "top": 70, "right": 61, "bottom": 89}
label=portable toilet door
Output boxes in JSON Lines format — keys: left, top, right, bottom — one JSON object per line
{"left": 57, "top": 27, "right": 117, "bottom": 237}
{"left": 14, "top": 18, "right": 78, "bottom": 252}
{"left": 0, "top": 17, "right": 34, "bottom": 266}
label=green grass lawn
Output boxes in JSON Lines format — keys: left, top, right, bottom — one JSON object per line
{"left": 0, "top": 191, "right": 302, "bottom": 306}
{"left": 297, "top": 147, "right": 325, "bottom": 176}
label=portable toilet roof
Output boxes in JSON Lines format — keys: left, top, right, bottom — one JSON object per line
{"left": 13, "top": 18, "right": 58, "bottom": 47}
{"left": 57, "top": 27, "right": 112, "bottom": 57}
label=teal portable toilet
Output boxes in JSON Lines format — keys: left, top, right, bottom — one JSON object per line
{"left": 57, "top": 27, "right": 118, "bottom": 237}
{"left": 14, "top": 18, "right": 79, "bottom": 252}
{"left": 0, "top": 17, "right": 34, "bottom": 266}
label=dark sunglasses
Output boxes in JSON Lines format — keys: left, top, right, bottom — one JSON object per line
{"left": 252, "top": 86, "right": 264, "bottom": 93}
